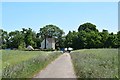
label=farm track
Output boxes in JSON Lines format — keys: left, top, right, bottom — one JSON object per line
{"left": 34, "top": 53, "right": 76, "bottom": 78}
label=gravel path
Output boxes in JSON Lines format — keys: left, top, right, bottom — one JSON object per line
{"left": 34, "top": 53, "right": 76, "bottom": 78}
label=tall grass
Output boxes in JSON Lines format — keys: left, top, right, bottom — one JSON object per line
{"left": 2, "top": 50, "right": 62, "bottom": 78}
{"left": 70, "top": 49, "right": 118, "bottom": 78}
{"left": 0, "top": 50, "right": 2, "bottom": 80}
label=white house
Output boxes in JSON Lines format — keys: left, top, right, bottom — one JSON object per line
{"left": 41, "top": 38, "right": 55, "bottom": 49}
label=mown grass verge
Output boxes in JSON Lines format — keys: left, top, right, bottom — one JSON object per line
{"left": 2, "top": 50, "right": 62, "bottom": 78}
{"left": 70, "top": 49, "right": 118, "bottom": 78}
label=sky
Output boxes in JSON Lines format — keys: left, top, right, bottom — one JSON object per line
{"left": 1, "top": 2, "right": 118, "bottom": 34}
{"left": 1, "top": 0, "right": 119, "bottom": 2}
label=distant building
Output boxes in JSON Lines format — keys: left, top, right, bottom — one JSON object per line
{"left": 41, "top": 38, "right": 55, "bottom": 49}
{"left": 27, "top": 45, "right": 34, "bottom": 50}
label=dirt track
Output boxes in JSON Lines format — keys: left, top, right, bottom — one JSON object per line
{"left": 34, "top": 53, "right": 76, "bottom": 78}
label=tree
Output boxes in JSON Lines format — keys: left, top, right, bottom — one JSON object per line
{"left": 0, "top": 29, "right": 9, "bottom": 49}
{"left": 35, "top": 33, "right": 42, "bottom": 48}
{"left": 78, "top": 22, "right": 98, "bottom": 32}
{"left": 22, "top": 28, "right": 36, "bottom": 47}
{"left": 64, "top": 31, "right": 73, "bottom": 48}
{"left": 7, "top": 28, "right": 39, "bottom": 49}
{"left": 85, "top": 31, "right": 101, "bottom": 48}
{"left": 39, "top": 24, "right": 64, "bottom": 49}
{"left": 77, "top": 23, "right": 100, "bottom": 49}
{"left": 117, "top": 31, "right": 120, "bottom": 48}
{"left": 105, "top": 33, "right": 118, "bottom": 48}
{"left": 74, "top": 31, "right": 87, "bottom": 49}
{"left": 99, "top": 29, "right": 109, "bottom": 48}
{"left": 72, "top": 31, "right": 83, "bottom": 50}
{"left": 64, "top": 31, "right": 86, "bottom": 50}
{"left": 8, "top": 30, "right": 24, "bottom": 49}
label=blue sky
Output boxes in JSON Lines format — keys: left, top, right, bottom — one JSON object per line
{"left": 1, "top": 2, "right": 118, "bottom": 34}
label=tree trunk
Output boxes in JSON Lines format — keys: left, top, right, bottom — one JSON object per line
{"left": 44, "top": 35, "right": 46, "bottom": 49}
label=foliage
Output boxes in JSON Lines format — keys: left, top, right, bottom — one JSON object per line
{"left": 2, "top": 50, "right": 62, "bottom": 78}
{"left": 0, "top": 29, "right": 9, "bottom": 49}
{"left": 22, "top": 28, "right": 37, "bottom": 47}
{"left": 8, "top": 30, "right": 24, "bottom": 49}
{"left": 64, "top": 23, "right": 119, "bottom": 49}
{"left": 117, "top": 31, "right": 120, "bottom": 47}
{"left": 78, "top": 22, "right": 98, "bottom": 32}
{"left": 0, "top": 22, "right": 119, "bottom": 50}
{"left": 70, "top": 49, "right": 118, "bottom": 78}
{"left": 18, "top": 43, "right": 25, "bottom": 50}
{"left": 39, "top": 24, "right": 64, "bottom": 48}
{"left": 39, "top": 24, "right": 64, "bottom": 38}
{"left": 0, "top": 28, "right": 41, "bottom": 49}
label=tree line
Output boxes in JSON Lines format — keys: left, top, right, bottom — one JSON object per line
{"left": 0, "top": 22, "right": 120, "bottom": 50}
{"left": 0, "top": 24, "right": 64, "bottom": 50}
{"left": 64, "top": 23, "right": 119, "bottom": 49}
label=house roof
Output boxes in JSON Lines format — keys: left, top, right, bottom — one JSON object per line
{"left": 46, "top": 38, "right": 55, "bottom": 43}
{"left": 27, "top": 45, "right": 34, "bottom": 50}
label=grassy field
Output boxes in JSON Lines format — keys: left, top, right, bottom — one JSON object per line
{"left": 0, "top": 50, "right": 2, "bottom": 80}
{"left": 70, "top": 49, "right": 118, "bottom": 78}
{"left": 1, "top": 50, "right": 62, "bottom": 78}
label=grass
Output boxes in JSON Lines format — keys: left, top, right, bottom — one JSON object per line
{"left": 70, "top": 49, "right": 118, "bottom": 78}
{"left": 0, "top": 51, "right": 2, "bottom": 80}
{"left": 1, "top": 50, "right": 62, "bottom": 78}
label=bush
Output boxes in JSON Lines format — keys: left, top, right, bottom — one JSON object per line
{"left": 1, "top": 44, "right": 7, "bottom": 49}
{"left": 18, "top": 43, "right": 25, "bottom": 50}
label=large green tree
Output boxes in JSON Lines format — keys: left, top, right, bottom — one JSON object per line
{"left": 39, "top": 24, "right": 64, "bottom": 49}
{"left": 22, "top": 28, "right": 36, "bottom": 47}
{"left": 78, "top": 22, "right": 99, "bottom": 32}
{"left": 8, "top": 30, "right": 24, "bottom": 49}
{"left": 77, "top": 23, "right": 100, "bottom": 49}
